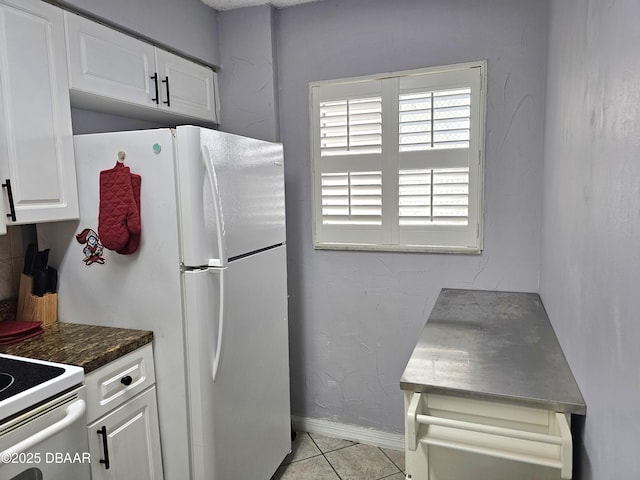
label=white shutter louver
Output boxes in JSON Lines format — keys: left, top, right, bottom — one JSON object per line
{"left": 321, "top": 171, "right": 382, "bottom": 225}
{"left": 320, "top": 97, "right": 382, "bottom": 156}
{"left": 399, "top": 168, "right": 469, "bottom": 226}
{"left": 399, "top": 88, "right": 471, "bottom": 152}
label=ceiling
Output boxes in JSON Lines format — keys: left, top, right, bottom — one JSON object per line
{"left": 200, "top": 0, "right": 318, "bottom": 10}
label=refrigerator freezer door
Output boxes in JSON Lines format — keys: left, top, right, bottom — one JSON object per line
{"left": 176, "top": 126, "right": 285, "bottom": 267}
{"left": 182, "top": 245, "right": 291, "bottom": 480}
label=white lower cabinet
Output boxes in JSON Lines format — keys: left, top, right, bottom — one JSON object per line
{"left": 88, "top": 387, "right": 162, "bottom": 480}
{"left": 404, "top": 392, "right": 573, "bottom": 480}
{"left": 85, "top": 344, "right": 164, "bottom": 480}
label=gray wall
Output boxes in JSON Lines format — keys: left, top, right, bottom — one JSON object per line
{"left": 276, "top": 0, "right": 548, "bottom": 432}
{"left": 52, "top": 0, "right": 220, "bottom": 66}
{"left": 540, "top": 1, "right": 640, "bottom": 478}
{"left": 0, "top": 227, "right": 28, "bottom": 301}
{"left": 217, "top": 6, "right": 279, "bottom": 142}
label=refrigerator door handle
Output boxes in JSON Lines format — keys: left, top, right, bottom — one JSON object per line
{"left": 209, "top": 267, "right": 226, "bottom": 382}
{"left": 201, "top": 146, "right": 226, "bottom": 267}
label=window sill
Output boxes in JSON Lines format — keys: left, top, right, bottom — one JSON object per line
{"left": 313, "top": 242, "right": 482, "bottom": 255}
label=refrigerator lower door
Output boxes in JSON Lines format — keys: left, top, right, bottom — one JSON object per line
{"left": 182, "top": 245, "right": 291, "bottom": 480}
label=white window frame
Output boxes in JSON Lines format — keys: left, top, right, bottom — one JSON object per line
{"left": 309, "top": 61, "right": 486, "bottom": 254}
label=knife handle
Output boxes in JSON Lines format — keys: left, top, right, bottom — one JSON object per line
{"left": 32, "top": 270, "right": 47, "bottom": 297}
{"left": 45, "top": 267, "right": 58, "bottom": 293}
{"left": 23, "top": 244, "right": 36, "bottom": 275}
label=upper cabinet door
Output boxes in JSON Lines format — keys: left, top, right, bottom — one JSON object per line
{"left": 155, "top": 49, "right": 219, "bottom": 124}
{"left": 64, "top": 12, "right": 219, "bottom": 126}
{"left": 65, "top": 12, "right": 156, "bottom": 109}
{"left": 0, "top": 0, "right": 78, "bottom": 225}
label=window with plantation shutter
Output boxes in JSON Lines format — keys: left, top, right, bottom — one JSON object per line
{"left": 310, "top": 62, "right": 486, "bottom": 253}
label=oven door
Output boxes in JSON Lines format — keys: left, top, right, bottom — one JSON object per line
{"left": 0, "top": 386, "right": 90, "bottom": 480}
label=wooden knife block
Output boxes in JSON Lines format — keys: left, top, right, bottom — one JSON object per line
{"left": 17, "top": 273, "right": 58, "bottom": 326}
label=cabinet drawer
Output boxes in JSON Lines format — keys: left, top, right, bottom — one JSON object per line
{"left": 85, "top": 344, "right": 155, "bottom": 423}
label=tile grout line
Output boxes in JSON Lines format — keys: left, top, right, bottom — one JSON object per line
{"left": 378, "top": 447, "right": 404, "bottom": 475}
{"left": 307, "top": 432, "right": 345, "bottom": 480}
{"left": 308, "top": 433, "right": 403, "bottom": 480}
{"left": 375, "top": 447, "right": 403, "bottom": 480}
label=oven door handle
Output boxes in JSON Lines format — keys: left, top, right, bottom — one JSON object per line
{"left": 0, "top": 399, "right": 86, "bottom": 457}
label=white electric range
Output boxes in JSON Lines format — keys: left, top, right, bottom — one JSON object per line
{"left": 0, "top": 354, "right": 90, "bottom": 479}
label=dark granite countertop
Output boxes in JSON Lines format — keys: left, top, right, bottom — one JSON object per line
{"left": 400, "top": 288, "right": 586, "bottom": 415}
{"left": 0, "top": 322, "right": 153, "bottom": 374}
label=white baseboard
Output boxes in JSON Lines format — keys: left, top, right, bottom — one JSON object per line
{"left": 291, "top": 415, "right": 405, "bottom": 451}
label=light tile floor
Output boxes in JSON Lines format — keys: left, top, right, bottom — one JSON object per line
{"left": 273, "top": 432, "right": 405, "bottom": 480}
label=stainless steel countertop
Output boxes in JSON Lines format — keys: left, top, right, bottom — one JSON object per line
{"left": 400, "top": 289, "right": 586, "bottom": 415}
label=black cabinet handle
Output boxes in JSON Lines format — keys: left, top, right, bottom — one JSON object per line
{"left": 97, "top": 426, "right": 110, "bottom": 470}
{"left": 2, "top": 179, "right": 16, "bottom": 222}
{"left": 121, "top": 375, "right": 133, "bottom": 386}
{"left": 162, "top": 76, "right": 170, "bottom": 106}
{"left": 150, "top": 73, "right": 159, "bottom": 104}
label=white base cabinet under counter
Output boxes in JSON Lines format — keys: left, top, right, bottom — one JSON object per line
{"left": 85, "top": 343, "right": 164, "bottom": 480}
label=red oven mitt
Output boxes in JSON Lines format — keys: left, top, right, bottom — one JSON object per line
{"left": 116, "top": 172, "right": 142, "bottom": 255}
{"left": 98, "top": 162, "right": 141, "bottom": 251}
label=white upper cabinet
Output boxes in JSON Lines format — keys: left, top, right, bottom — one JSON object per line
{"left": 65, "top": 12, "right": 219, "bottom": 125}
{"left": 0, "top": 0, "right": 79, "bottom": 228}
{"left": 64, "top": 13, "right": 156, "bottom": 109}
{"left": 155, "top": 49, "right": 218, "bottom": 123}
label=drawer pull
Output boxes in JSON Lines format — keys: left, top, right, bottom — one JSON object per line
{"left": 121, "top": 375, "right": 133, "bottom": 386}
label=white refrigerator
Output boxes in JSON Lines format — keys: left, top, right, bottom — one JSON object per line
{"left": 37, "top": 126, "right": 291, "bottom": 480}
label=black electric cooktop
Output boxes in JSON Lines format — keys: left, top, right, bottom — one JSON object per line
{"left": 0, "top": 357, "right": 65, "bottom": 401}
